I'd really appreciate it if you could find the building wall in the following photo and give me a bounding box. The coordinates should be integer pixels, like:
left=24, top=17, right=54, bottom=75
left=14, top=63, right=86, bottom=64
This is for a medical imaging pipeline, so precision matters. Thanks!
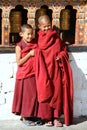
left=0, top=53, right=87, bottom=120
left=0, top=1, right=87, bottom=46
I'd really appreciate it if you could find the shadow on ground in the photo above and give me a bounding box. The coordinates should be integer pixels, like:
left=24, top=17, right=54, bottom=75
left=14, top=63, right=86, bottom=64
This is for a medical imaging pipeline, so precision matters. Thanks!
left=73, top=116, right=87, bottom=124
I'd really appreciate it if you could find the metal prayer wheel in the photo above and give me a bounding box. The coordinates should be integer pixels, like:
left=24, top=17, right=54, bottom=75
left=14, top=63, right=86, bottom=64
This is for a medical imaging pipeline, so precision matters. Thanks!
left=60, top=9, right=70, bottom=30
left=10, top=11, right=22, bottom=33
left=36, top=8, right=47, bottom=18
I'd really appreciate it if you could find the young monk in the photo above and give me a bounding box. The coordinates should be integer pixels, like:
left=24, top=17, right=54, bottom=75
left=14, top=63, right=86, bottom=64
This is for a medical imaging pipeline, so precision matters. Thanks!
left=12, top=24, right=38, bottom=126
left=35, top=15, right=73, bottom=127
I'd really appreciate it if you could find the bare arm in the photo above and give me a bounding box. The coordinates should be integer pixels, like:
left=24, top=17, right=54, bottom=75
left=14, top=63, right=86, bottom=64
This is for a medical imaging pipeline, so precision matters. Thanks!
left=16, top=45, right=35, bottom=66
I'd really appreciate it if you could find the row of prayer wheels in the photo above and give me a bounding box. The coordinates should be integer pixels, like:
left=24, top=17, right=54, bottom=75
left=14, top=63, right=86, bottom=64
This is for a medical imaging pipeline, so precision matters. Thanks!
left=9, top=9, right=71, bottom=33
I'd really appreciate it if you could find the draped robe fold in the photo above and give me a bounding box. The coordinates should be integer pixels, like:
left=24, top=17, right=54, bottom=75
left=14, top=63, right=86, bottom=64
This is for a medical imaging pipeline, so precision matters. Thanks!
left=35, top=30, right=73, bottom=125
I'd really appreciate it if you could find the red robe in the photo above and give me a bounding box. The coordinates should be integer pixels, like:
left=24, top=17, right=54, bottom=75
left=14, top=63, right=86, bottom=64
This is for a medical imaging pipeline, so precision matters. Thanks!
left=16, top=40, right=37, bottom=79
left=12, top=40, right=38, bottom=117
left=35, top=30, right=73, bottom=125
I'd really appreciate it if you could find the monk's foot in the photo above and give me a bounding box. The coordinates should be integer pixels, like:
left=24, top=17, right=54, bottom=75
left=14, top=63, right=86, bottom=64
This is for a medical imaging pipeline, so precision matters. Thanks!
left=45, top=121, right=53, bottom=127
left=53, top=119, right=63, bottom=127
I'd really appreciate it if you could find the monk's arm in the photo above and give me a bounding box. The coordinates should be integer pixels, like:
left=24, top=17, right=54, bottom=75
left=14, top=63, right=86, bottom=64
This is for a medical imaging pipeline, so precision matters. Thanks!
left=16, top=45, right=35, bottom=66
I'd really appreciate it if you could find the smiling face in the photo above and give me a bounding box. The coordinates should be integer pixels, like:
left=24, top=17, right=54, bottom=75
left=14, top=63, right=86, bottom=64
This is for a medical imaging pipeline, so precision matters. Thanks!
left=39, top=20, right=52, bottom=32
left=20, top=26, right=33, bottom=44
left=38, top=15, right=52, bottom=32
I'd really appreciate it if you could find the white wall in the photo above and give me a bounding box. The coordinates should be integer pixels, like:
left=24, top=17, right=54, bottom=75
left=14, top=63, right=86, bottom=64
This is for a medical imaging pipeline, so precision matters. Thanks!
left=0, top=53, right=87, bottom=120
left=69, top=52, right=87, bottom=117
left=0, top=54, right=19, bottom=120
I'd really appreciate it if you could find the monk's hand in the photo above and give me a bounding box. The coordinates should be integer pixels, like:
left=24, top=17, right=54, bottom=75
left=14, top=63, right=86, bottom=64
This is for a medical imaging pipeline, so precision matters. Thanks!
left=56, top=57, right=61, bottom=61
left=29, top=49, right=35, bottom=56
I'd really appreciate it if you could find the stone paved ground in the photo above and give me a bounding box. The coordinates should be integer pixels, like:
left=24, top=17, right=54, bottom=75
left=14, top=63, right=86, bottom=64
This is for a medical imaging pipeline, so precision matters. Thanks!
left=0, top=117, right=87, bottom=130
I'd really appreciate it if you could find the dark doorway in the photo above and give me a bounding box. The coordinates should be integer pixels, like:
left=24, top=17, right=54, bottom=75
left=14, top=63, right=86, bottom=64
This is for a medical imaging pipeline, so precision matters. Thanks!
left=60, top=5, right=77, bottom=45
left=10, top=5, right=28, bottom=45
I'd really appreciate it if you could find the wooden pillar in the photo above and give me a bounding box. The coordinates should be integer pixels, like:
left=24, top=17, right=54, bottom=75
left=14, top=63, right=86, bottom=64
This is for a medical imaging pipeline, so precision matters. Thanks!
left=77, top=12, right=85, bottom=45
left=75, top=12, right=79, bottom=45
left=2, top=7, right=10, bottom=46
left=52, top=4, right=61, bottom=35
left=27, top=6, right=36, bottom=37
left=84, top=4, right=87, bottom=45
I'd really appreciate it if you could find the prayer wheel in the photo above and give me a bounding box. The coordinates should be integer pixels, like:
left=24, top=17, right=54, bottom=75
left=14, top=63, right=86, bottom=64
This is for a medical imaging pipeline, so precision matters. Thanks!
left=10, top=11, right=22, bottom=44
left=36, top=8, right=47, bottom=18
left=60, top=9, right=70, bottom=30
left=10, top=11, right=22, bottom=33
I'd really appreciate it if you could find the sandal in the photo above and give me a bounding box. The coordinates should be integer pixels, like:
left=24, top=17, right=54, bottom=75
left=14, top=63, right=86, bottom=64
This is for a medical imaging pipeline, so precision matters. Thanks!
left=45, top=121, right=53, bottom=127
left=22, top=120, right=36, bottom=126
left=35, top=119, right=43, bottom=125
left=54, top=119, right=63, bottom=127
left=20, top=117, right=23, bottom=121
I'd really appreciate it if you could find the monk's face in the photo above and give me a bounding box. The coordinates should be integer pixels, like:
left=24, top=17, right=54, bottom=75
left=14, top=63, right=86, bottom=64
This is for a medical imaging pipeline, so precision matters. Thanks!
left=20, top=28, right=33, bottom=43
left=39, top=20, right=52, bottom=32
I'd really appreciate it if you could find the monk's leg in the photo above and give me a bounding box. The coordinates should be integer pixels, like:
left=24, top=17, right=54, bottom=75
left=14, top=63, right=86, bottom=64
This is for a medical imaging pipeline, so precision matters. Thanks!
left=38, top=102, right=53, bottom=126
left=53, top=109, right=63, bottom=127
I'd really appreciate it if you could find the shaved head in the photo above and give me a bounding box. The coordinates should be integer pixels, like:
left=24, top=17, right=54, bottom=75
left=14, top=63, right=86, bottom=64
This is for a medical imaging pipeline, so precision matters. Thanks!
left=38, top=15, right=51, bottom=25
left=38, top=15, right=52, bottom=31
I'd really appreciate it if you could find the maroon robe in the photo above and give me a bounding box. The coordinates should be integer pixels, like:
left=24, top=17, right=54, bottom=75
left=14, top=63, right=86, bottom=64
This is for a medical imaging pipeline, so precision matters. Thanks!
left=12, top=40, right=38, bottom=117
left=35, top=30, right=73, bottom=125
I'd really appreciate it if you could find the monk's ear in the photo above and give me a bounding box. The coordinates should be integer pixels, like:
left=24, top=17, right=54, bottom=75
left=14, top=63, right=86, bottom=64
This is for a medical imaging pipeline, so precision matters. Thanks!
left=19, top=32, right=23, bottom=37
left=38, top=24, right=41, bottom=29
